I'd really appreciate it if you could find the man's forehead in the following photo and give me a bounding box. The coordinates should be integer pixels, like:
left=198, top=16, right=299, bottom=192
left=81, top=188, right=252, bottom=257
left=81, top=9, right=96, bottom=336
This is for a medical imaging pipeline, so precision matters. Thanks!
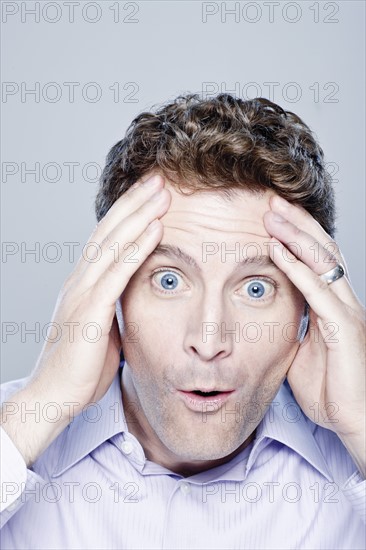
left=160, top=182, right=274, bottom=238
left=146, top=183, right=280, bottom=271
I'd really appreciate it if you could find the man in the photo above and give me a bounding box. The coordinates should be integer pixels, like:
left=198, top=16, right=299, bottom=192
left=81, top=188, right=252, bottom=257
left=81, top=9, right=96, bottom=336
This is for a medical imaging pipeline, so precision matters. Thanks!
left=0, top=94, right=365, bottom=549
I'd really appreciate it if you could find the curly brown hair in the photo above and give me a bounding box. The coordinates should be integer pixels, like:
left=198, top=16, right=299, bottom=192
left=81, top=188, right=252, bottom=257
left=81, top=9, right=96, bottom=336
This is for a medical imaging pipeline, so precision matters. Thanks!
left=95, top=93, right=335, bottom=237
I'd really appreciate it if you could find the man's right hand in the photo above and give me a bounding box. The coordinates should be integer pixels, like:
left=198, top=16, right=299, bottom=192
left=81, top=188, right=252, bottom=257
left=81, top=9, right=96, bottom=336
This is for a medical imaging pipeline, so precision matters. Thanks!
left=0, top=174, right=171, bottom=467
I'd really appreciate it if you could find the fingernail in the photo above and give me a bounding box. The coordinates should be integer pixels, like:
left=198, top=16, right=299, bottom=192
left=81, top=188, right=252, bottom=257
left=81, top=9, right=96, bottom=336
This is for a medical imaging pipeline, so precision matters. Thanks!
left=272, top=212, right=286, bottom=222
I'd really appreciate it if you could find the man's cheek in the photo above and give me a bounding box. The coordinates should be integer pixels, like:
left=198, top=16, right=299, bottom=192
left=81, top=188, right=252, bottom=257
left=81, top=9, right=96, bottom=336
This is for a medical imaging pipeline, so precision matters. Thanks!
left=122, top=317, right=171, bottom=367
left=242, top=332, right=299, bottom=381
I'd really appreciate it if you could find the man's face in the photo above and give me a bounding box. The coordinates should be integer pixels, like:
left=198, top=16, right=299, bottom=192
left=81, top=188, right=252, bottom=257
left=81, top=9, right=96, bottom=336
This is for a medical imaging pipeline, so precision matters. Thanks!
left=119, top=180, right=304, bottom=462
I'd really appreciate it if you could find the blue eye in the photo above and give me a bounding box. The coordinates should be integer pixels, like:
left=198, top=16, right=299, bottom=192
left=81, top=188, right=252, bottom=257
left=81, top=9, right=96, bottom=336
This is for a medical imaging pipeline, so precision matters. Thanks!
left=160, top=272, right=178, bottom=290
left=247, top=281, right=265, bottom=298
left=240, top=278, right=277, bottom=301
left=152, top=270, right=182, bottom=293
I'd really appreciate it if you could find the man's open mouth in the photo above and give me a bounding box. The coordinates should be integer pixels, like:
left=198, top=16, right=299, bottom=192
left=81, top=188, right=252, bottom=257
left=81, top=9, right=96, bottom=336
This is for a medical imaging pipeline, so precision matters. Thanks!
left=191, top=390, right=222, bottom=397
left=177, top=389, right=235, bottom=411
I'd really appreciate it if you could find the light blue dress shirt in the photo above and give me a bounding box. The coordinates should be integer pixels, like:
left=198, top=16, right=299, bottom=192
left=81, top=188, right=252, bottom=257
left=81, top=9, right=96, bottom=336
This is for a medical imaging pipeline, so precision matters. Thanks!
left=0, top=362, right=365, bottom=549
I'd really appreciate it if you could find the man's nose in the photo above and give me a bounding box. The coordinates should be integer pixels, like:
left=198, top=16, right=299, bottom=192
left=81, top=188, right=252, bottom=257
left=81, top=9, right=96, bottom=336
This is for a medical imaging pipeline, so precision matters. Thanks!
left=183, top=295, right=235, bottom=362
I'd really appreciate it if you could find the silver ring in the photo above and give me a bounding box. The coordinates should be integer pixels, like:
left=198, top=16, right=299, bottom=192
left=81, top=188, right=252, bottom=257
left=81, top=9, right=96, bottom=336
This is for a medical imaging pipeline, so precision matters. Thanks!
left=319, top=263, right=345, bottom=285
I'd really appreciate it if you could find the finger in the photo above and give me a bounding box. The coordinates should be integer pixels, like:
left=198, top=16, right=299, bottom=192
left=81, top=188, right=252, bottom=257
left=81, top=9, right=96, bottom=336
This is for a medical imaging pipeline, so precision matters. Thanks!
left=268, top=237, right=349, bottom=324
left=269, top=195, right=349, bottom=272
left=81, top=187, right=171, bottom=286
left=264, top=210, right=359, bottom=310
left=69, top=184, right=170, bottom=292
left=70, top=174, right=165, bottom=281
left=93, top=215, right=165, bottom=307
left=91, top=173, right=164, bottom=245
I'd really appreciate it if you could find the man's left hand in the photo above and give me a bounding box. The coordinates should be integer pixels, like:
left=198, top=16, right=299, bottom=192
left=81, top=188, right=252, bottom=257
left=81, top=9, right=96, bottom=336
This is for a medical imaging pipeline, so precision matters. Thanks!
left=264, top=195, right=365, bottom=477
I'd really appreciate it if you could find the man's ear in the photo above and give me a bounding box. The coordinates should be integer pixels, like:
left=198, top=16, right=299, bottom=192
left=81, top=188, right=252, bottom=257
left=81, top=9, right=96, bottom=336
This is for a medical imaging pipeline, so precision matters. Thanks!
left=297, top=302, right=310, bottom=343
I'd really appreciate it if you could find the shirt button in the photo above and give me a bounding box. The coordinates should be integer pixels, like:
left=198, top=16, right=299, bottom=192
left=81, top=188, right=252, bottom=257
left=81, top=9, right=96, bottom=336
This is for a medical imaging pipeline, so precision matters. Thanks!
left=180, top=482, right=191, bottom=494
left=121, top=441, right=134, bottom=455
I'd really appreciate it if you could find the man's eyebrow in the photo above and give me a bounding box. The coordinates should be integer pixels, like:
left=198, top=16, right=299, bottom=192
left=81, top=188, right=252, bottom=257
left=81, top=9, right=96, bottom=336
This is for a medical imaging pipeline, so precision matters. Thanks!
left=148, top=244, right=278, bottom=272
left=149, top=245, right=201, bottom=270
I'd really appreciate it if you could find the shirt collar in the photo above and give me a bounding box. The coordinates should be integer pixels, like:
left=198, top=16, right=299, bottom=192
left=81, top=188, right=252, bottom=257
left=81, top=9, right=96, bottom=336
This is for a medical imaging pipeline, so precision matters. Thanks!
left=53, top=364, right=332, bottom=481
left=245, top=380, right=333, bottom=481
left=53, top=363, right=128, bottom=477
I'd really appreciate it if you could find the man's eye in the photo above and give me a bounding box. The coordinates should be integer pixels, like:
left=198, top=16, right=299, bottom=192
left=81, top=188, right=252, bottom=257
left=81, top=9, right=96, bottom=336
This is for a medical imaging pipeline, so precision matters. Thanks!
left=240, top=278, right=277, bottom=301
left=152, top=270, right=184, bottom=293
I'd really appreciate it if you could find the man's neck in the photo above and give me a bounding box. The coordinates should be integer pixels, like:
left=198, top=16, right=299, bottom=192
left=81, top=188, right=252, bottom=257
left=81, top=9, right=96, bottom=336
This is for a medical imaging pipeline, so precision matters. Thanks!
left=120, top=367, right=256, bottom=477
left=146, top=432, right=256, bottom=478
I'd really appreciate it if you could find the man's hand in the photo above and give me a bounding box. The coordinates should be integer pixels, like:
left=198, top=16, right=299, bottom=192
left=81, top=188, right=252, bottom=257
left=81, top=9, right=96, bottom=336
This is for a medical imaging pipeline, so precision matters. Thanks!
left=0, top=174, right=171, bottom=466
left=263, top=195, right=366, bottom=477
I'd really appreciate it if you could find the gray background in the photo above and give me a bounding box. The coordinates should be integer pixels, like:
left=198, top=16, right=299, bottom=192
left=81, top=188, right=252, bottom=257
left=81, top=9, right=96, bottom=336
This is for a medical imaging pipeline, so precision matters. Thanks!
left=1, top=0, right=365, bottom=383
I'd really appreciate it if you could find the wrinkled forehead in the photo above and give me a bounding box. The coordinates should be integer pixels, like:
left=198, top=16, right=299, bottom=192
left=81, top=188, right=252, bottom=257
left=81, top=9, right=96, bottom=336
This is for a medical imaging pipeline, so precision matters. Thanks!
left=160, top=183, right=274, bottom=239
left=155, top=184, right=278, bottom=268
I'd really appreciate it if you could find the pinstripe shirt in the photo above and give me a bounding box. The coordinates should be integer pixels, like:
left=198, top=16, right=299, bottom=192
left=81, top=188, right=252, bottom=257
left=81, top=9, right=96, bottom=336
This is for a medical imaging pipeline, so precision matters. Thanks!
left=1, top=363, right=365, bottom=549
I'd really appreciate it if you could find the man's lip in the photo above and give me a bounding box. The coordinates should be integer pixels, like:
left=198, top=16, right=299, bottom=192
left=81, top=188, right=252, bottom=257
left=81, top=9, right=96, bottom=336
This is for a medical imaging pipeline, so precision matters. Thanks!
left=176, top=389, right=235, bottom=412
left=178, top=388, right=235, bottom=393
